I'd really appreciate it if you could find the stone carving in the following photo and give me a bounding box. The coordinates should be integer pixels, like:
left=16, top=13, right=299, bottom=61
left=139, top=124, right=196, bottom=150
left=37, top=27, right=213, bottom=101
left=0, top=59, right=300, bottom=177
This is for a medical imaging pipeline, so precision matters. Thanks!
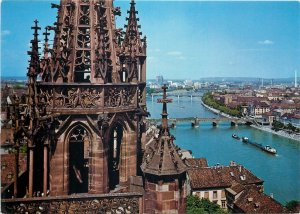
left=94, top=2, right=113, bottom=82
left=138, top=87, right=145, bottom=104
left=2, top=195, right=141, bottom=214
left=104, top=86, right=136, bottom=107
left=55, top=87, right=102, bottom=108
left=38, top=86, right=103, bottom=109
left=52, top=3, right=74, bottom=83
left=37, top=84, right=140, bottom=109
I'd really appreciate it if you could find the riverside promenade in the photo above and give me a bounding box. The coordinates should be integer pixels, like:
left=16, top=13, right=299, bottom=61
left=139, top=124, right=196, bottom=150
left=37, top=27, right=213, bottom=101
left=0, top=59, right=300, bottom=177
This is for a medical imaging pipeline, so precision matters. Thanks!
left=200, top=100, right=300, bottom=142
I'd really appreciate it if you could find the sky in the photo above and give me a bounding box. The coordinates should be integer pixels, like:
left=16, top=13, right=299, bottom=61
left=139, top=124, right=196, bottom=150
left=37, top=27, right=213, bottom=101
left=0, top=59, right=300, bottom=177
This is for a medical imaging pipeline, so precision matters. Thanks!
left=1, top=0, right=299, bottom=79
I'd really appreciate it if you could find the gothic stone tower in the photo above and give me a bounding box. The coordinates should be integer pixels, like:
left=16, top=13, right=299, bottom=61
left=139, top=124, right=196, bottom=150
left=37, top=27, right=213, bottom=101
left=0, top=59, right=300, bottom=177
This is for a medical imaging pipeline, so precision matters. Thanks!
left=141, top=85, right=187, bottom=214
left=24, top=0, right=147, bottom=197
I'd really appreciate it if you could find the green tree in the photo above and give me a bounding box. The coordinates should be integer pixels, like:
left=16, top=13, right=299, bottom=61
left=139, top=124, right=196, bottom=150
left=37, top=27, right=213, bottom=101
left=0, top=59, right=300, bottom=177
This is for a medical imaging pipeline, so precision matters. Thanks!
left=285, top=200, right=299, bottom=212
left=187, top=195, right=228, bottom=214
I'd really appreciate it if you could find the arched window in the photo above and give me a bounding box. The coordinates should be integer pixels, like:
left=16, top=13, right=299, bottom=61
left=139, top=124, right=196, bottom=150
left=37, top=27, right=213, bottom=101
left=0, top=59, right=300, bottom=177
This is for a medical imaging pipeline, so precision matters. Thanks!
left=108, top=124, right=123, bottom=190
left=68, top=125, right=89, bottom=194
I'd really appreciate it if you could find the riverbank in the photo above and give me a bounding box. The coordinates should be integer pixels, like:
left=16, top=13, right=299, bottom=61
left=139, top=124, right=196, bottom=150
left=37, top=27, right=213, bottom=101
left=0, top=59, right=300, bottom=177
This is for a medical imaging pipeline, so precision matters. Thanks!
left=251, top=125, right=300, bottom=142
left=200, top=100, right=239, bottom=119
left=201, top=99, right=300, bottom=142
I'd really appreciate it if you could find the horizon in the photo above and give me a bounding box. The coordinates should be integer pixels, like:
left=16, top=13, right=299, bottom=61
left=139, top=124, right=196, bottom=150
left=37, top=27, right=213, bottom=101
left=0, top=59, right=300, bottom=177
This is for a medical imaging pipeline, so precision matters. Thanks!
left=1, top=1, right=299, bottom=79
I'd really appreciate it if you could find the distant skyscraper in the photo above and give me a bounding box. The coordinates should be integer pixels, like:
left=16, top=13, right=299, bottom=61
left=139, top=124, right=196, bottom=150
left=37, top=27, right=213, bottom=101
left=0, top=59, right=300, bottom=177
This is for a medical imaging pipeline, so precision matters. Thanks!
left=156, top=75, right=164, bottom=85
left=295, top=70, right=298, bottom=88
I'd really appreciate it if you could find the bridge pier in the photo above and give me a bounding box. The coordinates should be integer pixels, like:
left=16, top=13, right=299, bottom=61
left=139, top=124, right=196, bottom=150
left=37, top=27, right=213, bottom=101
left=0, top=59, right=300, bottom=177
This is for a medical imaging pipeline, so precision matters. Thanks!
left=170, top=119, right=177, bottom=128
left=191, top=118, right=199, bottom=127
left=231, top=121, right=238, bottom=127
left=212, top=121, right=218, bottom=127
left=151, top=94, right=154, bottom=102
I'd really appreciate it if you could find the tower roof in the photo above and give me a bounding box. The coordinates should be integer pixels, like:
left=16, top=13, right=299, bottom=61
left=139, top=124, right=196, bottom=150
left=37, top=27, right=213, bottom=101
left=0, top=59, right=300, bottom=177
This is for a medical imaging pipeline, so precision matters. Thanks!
left=141, top=85, right=187, bottom=176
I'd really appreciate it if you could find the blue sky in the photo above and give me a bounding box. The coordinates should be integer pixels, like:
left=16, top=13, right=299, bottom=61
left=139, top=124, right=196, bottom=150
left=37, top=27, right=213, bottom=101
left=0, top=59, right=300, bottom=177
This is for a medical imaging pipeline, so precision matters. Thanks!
left=1, top=1, right=299, bottom=79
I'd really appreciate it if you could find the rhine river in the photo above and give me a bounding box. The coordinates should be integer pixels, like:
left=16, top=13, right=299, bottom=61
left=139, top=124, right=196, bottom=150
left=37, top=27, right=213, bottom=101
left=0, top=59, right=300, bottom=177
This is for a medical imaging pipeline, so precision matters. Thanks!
left=147, top=96, right=300, bottom=204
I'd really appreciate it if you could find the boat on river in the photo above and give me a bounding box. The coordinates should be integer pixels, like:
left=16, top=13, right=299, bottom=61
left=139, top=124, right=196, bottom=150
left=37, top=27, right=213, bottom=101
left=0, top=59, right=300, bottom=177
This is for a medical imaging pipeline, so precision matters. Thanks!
left=232, top=135, right=277, bottom=155
left=242, top=137, right=249, bottom=143
left=232, top=134, right=240, bottom=140
left=263, top=145, right=277, bottom=155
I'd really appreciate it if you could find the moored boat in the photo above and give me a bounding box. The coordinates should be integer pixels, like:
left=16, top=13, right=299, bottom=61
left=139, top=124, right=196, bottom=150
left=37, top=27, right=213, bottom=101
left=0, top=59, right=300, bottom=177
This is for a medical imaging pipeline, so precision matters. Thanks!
left=232, top=134, right=240, bottom=140
left=262, top=145, right=277, bottom=155
left=242, top=137, right=249, bottom=143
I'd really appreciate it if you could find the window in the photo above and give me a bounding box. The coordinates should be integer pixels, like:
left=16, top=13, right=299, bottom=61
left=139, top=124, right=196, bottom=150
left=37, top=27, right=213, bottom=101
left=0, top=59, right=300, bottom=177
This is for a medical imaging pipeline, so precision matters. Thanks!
left=204, top=191, right=209, bottom=199
left=221, top=190, right=226, bottom=198
left=213, top=191, right=218, bottom=199
left=221, top=200, right=226, bottom=208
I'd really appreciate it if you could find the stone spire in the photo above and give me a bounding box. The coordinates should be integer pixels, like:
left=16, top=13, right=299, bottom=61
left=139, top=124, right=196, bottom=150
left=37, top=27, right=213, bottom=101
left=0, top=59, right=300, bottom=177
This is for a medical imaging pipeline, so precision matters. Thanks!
left=27, top=20, right=41, bottom=122
left=120, top=0, right=146, bottom=83
left=122, top=0, right=143, bottom=54
left=40, top=0, right=121, bottom=83
left=141, top=85, right=187, bottom=176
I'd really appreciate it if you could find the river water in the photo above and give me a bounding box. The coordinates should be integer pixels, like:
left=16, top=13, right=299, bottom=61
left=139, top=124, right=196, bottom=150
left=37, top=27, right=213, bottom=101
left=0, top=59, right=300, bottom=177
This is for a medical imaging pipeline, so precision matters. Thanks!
left=147, top=96, right=300, bottom=204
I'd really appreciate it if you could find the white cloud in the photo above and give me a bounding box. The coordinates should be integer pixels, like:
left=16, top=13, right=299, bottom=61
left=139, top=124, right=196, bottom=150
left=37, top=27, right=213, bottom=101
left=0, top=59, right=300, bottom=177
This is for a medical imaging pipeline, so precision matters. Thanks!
left=177, top=56, right=186, bottom=60
left=166, top=51, right=182, bottom=56
left=166, top=51, right=187, bottom=60
left=258, top=40, right=274, bottom=45
left=2, top=30, right=11, bottom=36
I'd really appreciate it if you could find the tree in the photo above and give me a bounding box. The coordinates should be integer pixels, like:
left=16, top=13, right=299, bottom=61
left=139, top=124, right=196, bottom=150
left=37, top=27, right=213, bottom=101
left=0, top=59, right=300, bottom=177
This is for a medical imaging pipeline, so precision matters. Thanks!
left=187, top=195, right=228, bottom=214
left=286, top=200, right=299, bottom=212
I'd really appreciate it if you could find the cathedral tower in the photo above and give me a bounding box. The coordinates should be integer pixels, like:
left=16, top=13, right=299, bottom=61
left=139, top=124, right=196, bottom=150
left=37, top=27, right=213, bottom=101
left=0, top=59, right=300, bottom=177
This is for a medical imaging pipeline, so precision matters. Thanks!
left=22, top=0, right=147, bottom=197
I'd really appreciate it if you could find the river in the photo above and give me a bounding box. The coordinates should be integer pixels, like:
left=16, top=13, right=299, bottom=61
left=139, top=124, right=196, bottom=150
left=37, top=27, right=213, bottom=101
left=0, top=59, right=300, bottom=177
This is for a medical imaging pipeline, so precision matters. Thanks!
left=147, top=95, right=300, bottom=204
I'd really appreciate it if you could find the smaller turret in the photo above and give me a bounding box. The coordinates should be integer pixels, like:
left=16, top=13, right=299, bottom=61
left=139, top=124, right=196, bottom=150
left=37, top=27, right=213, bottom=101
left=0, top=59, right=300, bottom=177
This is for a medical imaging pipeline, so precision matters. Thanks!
left=141, top=85, right=187, bottom=214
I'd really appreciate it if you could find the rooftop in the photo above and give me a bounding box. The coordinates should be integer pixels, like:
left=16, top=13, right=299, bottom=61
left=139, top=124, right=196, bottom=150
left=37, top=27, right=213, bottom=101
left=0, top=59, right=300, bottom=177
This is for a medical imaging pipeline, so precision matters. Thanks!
left=234, top=185, right=286, bottom=213
left=188, top=165, right=263, bottom=190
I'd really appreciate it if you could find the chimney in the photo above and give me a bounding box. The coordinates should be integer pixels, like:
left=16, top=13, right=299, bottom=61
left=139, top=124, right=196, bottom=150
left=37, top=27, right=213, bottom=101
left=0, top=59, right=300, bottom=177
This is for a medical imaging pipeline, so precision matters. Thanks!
left=270, top=193, right=274, bottom=198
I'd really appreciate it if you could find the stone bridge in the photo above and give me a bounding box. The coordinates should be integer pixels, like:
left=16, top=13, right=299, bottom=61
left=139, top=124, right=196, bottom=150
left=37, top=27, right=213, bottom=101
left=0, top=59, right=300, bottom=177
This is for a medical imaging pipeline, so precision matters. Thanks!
left=147, top=117, right=251, bottom=127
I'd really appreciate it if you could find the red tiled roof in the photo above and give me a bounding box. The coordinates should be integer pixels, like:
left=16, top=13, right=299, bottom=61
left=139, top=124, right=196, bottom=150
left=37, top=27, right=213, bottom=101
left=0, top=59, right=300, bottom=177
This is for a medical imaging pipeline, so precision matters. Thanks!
left=229, top=181, right=246, bottom=194
left=188, top=165, right=263, bottom=190
left=234, top=185, right=286, bottom=213
left=185, top=158, right=208, bottom=168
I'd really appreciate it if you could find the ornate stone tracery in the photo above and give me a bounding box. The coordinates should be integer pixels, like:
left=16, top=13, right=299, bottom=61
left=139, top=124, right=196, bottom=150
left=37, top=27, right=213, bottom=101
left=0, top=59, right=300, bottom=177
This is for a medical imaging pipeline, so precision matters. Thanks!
left=4, top=1, right=148, bottom=210
left=2, top=194, right=141, bottom=214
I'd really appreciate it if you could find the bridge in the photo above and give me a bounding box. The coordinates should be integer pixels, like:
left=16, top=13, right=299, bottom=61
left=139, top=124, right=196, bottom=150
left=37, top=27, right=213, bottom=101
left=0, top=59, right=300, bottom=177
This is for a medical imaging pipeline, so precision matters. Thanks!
left=147, top=117, right=255, bottom=127
left=148, top=92, right=204, bottom=102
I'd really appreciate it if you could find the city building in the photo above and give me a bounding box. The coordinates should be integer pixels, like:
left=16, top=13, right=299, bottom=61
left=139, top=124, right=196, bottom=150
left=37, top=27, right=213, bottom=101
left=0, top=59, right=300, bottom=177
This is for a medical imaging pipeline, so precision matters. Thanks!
left=156, top=75, right=164, bottom=85
left=226, top=185, right=286, bottom=213
left=187, top=161, right=263, bottom=210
